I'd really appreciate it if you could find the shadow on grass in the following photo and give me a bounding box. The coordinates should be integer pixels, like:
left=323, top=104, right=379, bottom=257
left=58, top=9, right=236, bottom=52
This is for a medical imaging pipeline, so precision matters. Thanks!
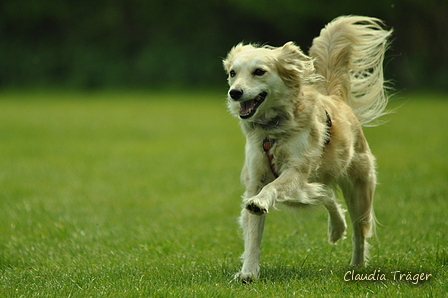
left=260, top=264, right=340, bottom=283
left=221, top=263, right=345, bottom=285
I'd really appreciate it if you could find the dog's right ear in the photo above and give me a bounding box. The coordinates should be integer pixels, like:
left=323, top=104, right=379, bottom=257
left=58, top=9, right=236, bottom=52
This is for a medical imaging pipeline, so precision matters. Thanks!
left=223, top=43, right=245, bottom=72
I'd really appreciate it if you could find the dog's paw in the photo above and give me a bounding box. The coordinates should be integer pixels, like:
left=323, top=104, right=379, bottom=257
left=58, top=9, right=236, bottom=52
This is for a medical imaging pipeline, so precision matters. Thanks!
left=244, top=198, right=269, bottom=215
left=234, top=271, right=257, bottom=284
left=328, top=215, right=347, bottom=244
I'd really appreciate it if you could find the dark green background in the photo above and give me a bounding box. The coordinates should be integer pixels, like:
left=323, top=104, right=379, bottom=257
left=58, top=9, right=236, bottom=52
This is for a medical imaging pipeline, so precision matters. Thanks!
left=1, top=0, right=446, bottom=90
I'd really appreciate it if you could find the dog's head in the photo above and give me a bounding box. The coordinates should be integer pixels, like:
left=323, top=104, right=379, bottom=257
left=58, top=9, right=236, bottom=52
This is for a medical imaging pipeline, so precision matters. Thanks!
left=223, top=42, right=318, bottom=121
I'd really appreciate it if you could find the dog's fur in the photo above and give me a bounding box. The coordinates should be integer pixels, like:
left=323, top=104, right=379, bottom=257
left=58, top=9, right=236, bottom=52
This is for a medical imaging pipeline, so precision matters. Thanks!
left=222, top=16, right=392, bottom=282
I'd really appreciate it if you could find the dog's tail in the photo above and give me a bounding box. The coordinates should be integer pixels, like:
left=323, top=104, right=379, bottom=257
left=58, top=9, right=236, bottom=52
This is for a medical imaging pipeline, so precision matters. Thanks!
left=309, top=16, right=393, bottom=126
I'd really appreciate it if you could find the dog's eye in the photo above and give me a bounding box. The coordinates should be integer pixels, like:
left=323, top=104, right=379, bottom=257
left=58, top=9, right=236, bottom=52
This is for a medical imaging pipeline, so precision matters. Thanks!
left=253, top=68, right=266, bottom=76
left=229, top=70, right=236, bottom=78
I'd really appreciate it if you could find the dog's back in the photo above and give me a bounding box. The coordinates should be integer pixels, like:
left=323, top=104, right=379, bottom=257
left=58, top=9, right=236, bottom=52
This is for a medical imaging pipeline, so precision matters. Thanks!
left=309, top=16, right=393, bottom=126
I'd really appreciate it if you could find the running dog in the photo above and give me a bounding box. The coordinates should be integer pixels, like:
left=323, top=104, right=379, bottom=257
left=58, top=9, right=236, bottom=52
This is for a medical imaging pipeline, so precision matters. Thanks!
left=222, top=16, right=392, bottom=282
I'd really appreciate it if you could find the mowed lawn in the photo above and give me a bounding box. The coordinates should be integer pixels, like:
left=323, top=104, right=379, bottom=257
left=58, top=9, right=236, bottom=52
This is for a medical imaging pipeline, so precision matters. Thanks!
left=0, top=90, right=446, bottom=297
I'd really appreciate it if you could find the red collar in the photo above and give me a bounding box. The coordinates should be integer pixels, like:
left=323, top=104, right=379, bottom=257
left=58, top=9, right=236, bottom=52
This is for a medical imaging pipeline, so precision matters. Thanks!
left=263, top=137, right=279, bottom=178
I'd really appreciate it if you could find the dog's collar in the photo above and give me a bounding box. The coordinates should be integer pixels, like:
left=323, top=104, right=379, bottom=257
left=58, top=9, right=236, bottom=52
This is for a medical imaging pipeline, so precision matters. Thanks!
left=262, top=137, right=278, bottom=178
left=325, top=110, right=332, bottom=145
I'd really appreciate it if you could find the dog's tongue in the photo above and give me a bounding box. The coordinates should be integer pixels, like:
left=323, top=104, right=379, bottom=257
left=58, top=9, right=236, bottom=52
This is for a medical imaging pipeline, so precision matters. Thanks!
left=239, top=99, right=255, bottom=115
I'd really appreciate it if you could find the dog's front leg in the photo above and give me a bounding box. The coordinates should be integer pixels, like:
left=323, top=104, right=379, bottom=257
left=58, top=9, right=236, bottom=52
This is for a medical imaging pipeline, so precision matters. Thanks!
left=244, top=170, right=324, bottom=215
left=235, top=208, right=266, bottom=283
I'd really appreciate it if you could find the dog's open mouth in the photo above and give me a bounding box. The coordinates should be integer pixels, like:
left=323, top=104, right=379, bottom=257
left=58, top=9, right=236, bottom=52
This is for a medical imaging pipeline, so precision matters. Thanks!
left=239, top=92, right=268, bottom=119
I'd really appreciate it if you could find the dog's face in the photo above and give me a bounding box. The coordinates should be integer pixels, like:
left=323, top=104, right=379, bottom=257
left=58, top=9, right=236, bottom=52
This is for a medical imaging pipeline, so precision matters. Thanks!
left=223, top=42, right=313, bottom=121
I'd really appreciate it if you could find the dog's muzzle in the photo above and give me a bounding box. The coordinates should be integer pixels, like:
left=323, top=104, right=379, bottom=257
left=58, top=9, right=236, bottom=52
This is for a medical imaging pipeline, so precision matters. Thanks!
left=229, top=90, right=267, bottom=119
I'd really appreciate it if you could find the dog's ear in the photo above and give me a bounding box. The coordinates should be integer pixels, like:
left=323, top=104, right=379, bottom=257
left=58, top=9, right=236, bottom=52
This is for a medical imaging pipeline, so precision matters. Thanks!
left=223, top=43, right=245, bottom=72
left=276, top=42, right=315, bottom=88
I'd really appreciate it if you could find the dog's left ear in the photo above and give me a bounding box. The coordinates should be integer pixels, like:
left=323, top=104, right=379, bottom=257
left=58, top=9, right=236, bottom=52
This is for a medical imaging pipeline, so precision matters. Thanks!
left=223, top=42, right=245, bottom=72
left=276, top=42, right=315, bottom=88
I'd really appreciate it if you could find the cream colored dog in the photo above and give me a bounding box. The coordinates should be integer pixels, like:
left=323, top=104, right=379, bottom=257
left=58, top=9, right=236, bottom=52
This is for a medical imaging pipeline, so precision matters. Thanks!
left=223, top=16, right=392, bottom=282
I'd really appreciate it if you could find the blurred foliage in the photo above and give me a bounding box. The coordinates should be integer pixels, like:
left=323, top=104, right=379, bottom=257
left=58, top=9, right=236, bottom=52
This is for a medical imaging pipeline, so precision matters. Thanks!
left=0, top=0, right=446, bottom=90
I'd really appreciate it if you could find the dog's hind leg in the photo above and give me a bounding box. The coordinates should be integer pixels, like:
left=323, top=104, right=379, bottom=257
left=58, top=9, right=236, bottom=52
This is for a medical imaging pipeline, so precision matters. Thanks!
left=235, top=208, right=266, bottom=283
left=321, top=189, right=347, bottom=244
left=341, top=175, right=376, bottom=266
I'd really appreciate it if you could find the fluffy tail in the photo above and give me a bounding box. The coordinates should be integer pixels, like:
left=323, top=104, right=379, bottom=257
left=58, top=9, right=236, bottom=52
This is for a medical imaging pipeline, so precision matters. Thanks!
left=309, top=16, right=393, bottom=126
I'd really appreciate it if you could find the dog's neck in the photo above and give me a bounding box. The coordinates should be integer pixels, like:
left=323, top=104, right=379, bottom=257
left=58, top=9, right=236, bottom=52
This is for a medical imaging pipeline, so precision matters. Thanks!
left=250, top=116, right=281, bottom=129
left=240, top=111, right=291, bottom=137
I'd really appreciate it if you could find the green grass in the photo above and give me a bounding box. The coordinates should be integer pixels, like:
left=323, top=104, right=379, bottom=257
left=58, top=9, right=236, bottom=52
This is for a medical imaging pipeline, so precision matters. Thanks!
left=0, top=90, right=446, bottom=297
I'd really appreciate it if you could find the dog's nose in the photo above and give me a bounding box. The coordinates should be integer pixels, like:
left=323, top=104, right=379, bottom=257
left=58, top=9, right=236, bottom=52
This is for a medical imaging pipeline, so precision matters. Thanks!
left=229, top=89, right=243, bottom=100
